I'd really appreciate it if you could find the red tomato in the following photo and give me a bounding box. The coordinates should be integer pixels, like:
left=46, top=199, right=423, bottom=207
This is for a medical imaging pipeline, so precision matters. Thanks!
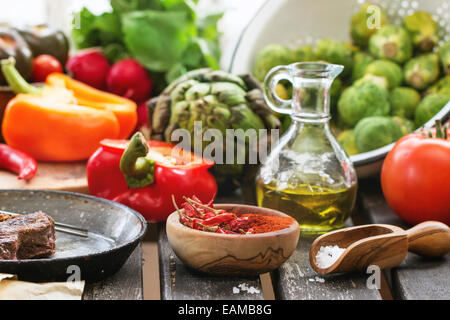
left=381, top=128, right=450, bottom=225
left=31, top=55, right=63, bottom=83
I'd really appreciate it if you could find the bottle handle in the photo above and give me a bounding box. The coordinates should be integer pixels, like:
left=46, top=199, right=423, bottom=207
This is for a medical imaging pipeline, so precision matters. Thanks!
left=263, top=65, right=293, bottom=115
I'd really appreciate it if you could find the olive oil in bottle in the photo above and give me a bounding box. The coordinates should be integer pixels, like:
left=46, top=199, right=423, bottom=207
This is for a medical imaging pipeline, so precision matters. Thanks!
left=256, top=182, right=357, bottom=235
left=257, top=62, right=358, bottom=236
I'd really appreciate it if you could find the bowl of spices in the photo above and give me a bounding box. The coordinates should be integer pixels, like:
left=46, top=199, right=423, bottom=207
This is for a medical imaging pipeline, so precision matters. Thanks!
left=166, top=196, right=300, bottom=275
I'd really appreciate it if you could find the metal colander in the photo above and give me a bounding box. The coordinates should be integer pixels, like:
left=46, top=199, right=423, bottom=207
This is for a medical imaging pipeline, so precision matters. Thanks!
left=289, top=0, right=450, bottom=48
left=229, top=0, right=450, bottom=177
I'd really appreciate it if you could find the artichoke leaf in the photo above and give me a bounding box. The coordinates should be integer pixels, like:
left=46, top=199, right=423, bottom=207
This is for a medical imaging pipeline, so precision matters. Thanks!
left=211, top=82, right=247, bottom=105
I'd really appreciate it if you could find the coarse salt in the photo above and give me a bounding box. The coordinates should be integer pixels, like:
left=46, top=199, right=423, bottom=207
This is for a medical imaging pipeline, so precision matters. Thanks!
left=315, top=245, right=346, bottom=269
left=233, top=283, right=261, bottom=295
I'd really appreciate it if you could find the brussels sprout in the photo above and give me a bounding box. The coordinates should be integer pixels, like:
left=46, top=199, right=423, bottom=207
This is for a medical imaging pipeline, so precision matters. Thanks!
left=415, top=93, right=450, bottom=127
left=337, top=80, right=390, bottom=127
left=404, top=53, right=440, bottom=90
left=315, top=39, right=353, bottom=77
left=425, top=75, right=450, bottom=96
left=369, top=25, right=413, bottom=64
left=364, top=59, right=403, bottom=88
left=392, top=116, right=415, bottom=134
left=337, top=130, right=360, bottom=156
left=354, top=116, right=403, bottom=152
left=253, top=44, right=293, bottom=81
left=350, top=3, right=388, bottom=48
left=354, top=73, right=389, bottom=90
left=292, top=45, right=316, bottom=62
left=345, top=42, right=360, bottom=54
left=403, top=11, right=439, bottom=52
left=438, top=41, right=450, bottom=76
left=390, top=87, right=421, bottom=119
left=275, top=83, right=290, bottom=100
left=282, top=115, right=292, bottom=132
left=330, top=77, right=343, bottom=111
left=352, top=52, right=375, bottom=82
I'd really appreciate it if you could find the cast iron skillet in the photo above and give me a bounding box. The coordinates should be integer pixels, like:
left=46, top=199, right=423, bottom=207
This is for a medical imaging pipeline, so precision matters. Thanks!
left=0, top=190, right=147, bottom=282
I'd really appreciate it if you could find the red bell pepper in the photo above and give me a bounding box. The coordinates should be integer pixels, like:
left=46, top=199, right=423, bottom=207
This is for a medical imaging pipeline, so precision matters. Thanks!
left=87, top=132, right=217, bottom=222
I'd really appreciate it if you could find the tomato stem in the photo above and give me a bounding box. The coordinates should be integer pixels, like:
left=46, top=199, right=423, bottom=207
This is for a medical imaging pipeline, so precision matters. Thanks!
left=435, top=120, right=444, bottom=139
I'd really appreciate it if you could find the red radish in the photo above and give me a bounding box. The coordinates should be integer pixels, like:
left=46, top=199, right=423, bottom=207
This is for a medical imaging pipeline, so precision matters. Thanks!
left=66, top=49, right=110, bottom=90
left=106, top=59, right=153, bottom=103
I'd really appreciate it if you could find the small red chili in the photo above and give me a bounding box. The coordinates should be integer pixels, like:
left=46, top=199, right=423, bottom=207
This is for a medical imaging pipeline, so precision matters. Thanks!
left=216, top=227, right=237, bottom=234
left=0, top=144, right=37, bottom=181
left=202, top=213, right=236, bottom=226
left=229, top=216, right=250, bottom=232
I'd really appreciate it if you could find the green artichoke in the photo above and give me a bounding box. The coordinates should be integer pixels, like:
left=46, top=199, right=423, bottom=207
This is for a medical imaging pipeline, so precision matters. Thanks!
left=148, top=69, right=281, bottom=192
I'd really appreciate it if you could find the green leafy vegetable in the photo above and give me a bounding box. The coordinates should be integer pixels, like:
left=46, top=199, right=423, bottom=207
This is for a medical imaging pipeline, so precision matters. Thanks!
left=122, top=10, right=194, bottom=72
left=72, top=0, right=222, bottom=92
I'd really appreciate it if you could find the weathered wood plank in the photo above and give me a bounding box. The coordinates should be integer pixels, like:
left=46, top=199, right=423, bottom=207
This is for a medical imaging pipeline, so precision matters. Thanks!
left=158, top=224, right=264, bottom=300
left=272, top=234, right=382, bottom=300
left=358, top=178, right=450, bottom=300
left=83, top=245, right=143, bottom=300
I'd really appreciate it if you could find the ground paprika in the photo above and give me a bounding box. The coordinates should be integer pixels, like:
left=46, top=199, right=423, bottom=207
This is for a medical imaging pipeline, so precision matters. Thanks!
left=241, top=214, right=295, bottom=234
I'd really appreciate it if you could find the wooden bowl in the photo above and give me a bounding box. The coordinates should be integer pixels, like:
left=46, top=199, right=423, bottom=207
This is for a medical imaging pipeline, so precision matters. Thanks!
left=166, top=204, right=300, bottom=275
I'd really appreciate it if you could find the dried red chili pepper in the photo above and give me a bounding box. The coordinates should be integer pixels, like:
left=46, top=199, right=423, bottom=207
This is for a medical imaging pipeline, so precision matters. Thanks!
left=202, top=212, right=236, bottom=227
left=229, top=216, right=251, bottom=232
left=216, top=227, right=237, bottom=234
left=0, top=143, right=37, bottom=181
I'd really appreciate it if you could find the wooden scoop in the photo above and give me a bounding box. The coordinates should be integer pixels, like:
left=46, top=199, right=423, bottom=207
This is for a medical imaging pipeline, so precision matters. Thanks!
left=309, top=221, right=450, bottom=275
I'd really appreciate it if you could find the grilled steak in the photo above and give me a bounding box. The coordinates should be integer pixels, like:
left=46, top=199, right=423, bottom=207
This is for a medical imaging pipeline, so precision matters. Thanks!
left=0, top=212, right=56, bottom=260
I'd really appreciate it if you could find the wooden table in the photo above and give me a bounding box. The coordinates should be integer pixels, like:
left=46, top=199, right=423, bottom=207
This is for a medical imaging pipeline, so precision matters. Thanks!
left=82, top=179, right=449, bottom=300
left=82, top=246, right=143, bottom=300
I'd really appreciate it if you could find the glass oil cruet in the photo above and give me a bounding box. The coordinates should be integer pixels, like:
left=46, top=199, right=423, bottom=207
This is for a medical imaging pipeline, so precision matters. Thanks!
left=256, top=62, right=357, bottom=236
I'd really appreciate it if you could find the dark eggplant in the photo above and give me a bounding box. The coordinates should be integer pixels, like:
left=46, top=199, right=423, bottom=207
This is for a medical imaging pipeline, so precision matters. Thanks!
left=16, top=24, right=69, bottom=66
left=0, top=28, right=33, bottom=85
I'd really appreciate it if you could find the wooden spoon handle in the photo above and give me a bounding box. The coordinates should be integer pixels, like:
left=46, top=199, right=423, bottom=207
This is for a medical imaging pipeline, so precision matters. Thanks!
left=406, top=221, right=450, bottom=257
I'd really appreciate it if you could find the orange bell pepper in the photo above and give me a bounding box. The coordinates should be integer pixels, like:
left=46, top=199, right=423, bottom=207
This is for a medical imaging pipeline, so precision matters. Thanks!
left=46, top=73, right=137, bottom=139
left=1, top=58, right=137, bottom=162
